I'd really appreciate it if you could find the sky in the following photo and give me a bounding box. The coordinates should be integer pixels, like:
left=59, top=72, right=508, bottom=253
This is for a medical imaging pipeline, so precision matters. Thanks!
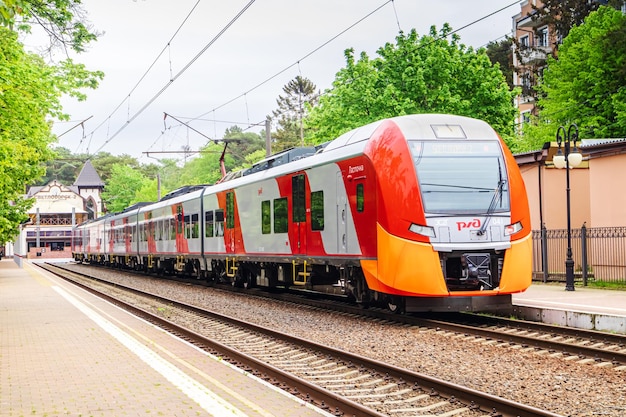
left=38, top=0, right=521, bottom=164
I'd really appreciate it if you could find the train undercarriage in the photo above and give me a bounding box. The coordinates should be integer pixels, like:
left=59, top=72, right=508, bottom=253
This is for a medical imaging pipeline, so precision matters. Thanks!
left=74, top=251, right=512, bottom=314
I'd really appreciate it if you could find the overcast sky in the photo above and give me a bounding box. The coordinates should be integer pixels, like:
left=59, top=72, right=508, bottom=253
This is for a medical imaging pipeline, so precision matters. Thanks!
left=42, top=0, right=520, bottom=164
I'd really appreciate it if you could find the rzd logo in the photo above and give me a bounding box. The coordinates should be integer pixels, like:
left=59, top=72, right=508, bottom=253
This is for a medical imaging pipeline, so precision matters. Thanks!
left=456, top=218, right=481, bottom=231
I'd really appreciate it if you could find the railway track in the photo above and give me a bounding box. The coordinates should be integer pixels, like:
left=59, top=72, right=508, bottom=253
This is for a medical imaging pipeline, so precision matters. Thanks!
left=56, top=262, right=626, bottom=370
left=39, top=262, right=561, bottom=417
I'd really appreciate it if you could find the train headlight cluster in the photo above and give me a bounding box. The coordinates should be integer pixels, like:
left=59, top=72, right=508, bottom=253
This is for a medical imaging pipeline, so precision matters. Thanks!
left=504, top=221, right=523, bottom=236
left=409, top=223, right=436, bottom=238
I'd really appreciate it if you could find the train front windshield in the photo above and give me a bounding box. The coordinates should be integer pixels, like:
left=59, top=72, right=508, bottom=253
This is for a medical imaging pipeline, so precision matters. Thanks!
left=409, top=140, right=509, bottom=215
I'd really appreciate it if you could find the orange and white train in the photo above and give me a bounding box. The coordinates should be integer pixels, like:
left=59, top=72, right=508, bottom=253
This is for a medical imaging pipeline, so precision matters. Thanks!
left=72, top=114, right=532, bottom=312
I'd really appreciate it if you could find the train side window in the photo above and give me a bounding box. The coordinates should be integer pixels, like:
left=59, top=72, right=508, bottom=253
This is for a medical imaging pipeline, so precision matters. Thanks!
left=261, top=200, right=271, bottom=234
left=226, top=192, right=235, bottom=229
left=205, top=211, right=214, bottom=237
left=176, top=206, right=183, bottom=233
left=184, top=215, right=190, bottom=239
left=191, top=213, right=199, bottom=238
left=274, top=197, right=288, bottom=233
left=169, top=218, right=176, bottom=240
left=292, top=174, right=305, bottom=223
left=215, top=209, right=225, bottom=237
left=311, top=191, right=324, bottom=231
left=356, top=183, right=364, bottom=212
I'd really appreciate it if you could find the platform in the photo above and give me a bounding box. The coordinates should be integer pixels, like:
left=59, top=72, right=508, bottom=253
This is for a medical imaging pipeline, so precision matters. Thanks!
left=512, top=282, right=626, bottom=334
left=0, top=258, right=333, bottom=417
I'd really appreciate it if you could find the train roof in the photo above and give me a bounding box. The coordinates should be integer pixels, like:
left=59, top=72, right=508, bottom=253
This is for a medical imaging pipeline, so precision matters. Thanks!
left=89, top=114, right=500, bottom=217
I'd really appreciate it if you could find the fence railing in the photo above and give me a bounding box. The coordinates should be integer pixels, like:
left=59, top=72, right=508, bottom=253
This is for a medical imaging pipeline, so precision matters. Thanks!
left=532, top=225, right=626, bottom=285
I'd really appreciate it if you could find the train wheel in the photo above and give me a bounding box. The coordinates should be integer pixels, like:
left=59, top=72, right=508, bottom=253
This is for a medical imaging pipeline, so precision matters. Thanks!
left=193, top=260, right=202, bottom=280
left=386, top=296, right=405, bottom=314
left=242, top=269, right=255, bottom=289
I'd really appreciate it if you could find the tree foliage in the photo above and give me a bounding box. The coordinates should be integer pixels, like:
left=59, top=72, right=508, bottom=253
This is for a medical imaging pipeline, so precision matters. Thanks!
left=271, top=76, right=319, bottom=152
left=1, top=0, right=97, bottom=54
left=536, top=6, right=626, bottom=139
left=0, top=2, right=101, bottom=244
left=101, top=164, right=147, bottom=213
left=306, top=26, right=518, bottom=145
left=485, top=38, right=514, bottom=91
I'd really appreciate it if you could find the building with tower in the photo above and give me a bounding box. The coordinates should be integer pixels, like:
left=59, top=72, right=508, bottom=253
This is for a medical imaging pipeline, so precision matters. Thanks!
left=10, top=161, right=105, bottom=262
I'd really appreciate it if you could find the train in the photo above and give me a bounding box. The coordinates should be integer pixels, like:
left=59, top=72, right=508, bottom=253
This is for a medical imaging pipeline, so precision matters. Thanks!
left=72, top=113, right=532, bottom=313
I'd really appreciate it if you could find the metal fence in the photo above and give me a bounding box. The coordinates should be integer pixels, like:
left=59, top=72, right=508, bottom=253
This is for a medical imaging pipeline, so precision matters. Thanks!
left=532, top=225, right=626, bottom=285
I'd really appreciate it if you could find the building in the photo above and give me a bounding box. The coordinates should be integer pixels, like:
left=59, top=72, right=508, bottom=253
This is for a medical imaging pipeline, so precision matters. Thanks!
left=512, top=0, right=552, bottom=128
left=12, top=161, right=104, bottom=261
left=515, top=139, right=626, bottom=281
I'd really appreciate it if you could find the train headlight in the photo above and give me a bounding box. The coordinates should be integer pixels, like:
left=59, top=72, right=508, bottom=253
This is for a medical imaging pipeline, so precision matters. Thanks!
left=409, top=223, right=436, bottom=238
left=504, top=221, right=523, bottom=236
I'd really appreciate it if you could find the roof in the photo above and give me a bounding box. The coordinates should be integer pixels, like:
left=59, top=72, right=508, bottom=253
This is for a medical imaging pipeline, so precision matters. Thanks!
left=580, top=138, right=626, bottom=148
left=73, top=160, right=104, bottom=187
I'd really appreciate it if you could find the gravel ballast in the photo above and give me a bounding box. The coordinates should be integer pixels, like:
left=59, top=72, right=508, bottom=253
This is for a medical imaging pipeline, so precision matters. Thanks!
left=64, top=264, right=626, bottom=416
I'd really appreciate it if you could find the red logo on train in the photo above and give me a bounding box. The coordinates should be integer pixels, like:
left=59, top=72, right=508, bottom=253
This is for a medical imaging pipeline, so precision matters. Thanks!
left=456, top=218, right=481, bottom=231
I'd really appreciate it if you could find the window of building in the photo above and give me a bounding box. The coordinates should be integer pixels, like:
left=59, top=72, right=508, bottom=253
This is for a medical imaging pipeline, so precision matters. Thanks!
left=519, top=35, right=529, bottom=48
left=310, top=191, right=324, bottom=231
left=537, top=26, right=548, bottom=47
left=261, top=200, right=271, bottom=234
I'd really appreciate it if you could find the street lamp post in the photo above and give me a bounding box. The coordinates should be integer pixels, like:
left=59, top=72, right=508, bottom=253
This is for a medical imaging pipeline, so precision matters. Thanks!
left=553, top=124, right=583, bottom=291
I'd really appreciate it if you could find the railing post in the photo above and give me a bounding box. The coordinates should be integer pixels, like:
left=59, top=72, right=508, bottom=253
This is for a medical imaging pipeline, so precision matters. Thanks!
left=541, top=224, right=549, bottom=283
left=581, top=223, right=588, bottom=286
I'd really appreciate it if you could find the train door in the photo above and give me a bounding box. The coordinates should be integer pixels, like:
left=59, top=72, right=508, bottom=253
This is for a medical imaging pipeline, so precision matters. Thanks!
left=225, top=191, right=236, bottom=253
left=292, top=174, right=307, bottom=255
left=336, top=172, right=348, bottom=253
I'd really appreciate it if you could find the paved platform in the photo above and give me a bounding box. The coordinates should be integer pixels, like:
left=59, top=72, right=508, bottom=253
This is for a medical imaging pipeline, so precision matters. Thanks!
left=0, top=258, right=334, bottom=417
left=512, top=282, right=626, bottom=334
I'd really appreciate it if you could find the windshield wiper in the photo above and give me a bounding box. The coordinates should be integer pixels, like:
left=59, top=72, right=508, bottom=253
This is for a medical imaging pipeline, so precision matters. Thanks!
left=477, top=159, right=506, bottom=236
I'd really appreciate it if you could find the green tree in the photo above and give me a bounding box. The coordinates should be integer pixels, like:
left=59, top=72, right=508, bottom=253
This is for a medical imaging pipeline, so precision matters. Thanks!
left=1, top=0, right=97, bottom=53
left=272, top=76, right=319, bottom=151
left=306, top=26, right=518, bottom=145
left=0, top=2, right=101, bottom=244
left=39, top=147, right=82, bottom=185
left=485, top=38, right=514, bottom=90
left=536, top=6, right=626, bottom=139
left=101, top=164, right=147, bottom=213
left=89, top=153, right=140, bottom=184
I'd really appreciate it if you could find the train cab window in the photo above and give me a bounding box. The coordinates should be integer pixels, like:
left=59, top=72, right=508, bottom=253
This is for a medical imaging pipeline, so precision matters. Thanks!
left=311, top=191, right=324, bottom=231
left=215, top=209, right=225, bottom=237
left=274, top=197, right=288, bottom=233
left=356, top=184, right=364, bottom=212
left=292, top=174, right=305, bottom=223
left=205, top=211, right=214, bottom=237
left=191, top=213, right=199, bottom=238
left=261, top=200, right=271, bottom=234
left=226, top=192, right=235, bottom=229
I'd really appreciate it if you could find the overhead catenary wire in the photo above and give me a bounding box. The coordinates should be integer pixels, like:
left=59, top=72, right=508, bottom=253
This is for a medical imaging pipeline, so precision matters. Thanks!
left=76, top=0, right=520, bottom=157
left=186, top=0, right=520, bottom=133
left=90, top=0, right=257, bottom=155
